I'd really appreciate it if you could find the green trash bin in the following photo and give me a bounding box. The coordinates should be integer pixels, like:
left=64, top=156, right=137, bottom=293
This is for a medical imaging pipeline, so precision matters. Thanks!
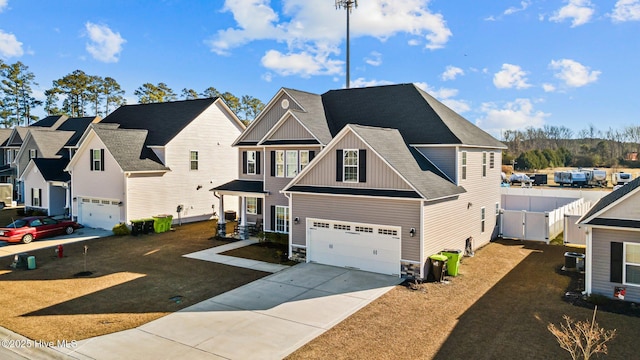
left=441, top=249, right=462, bottom=276
left=429, top=254, right=449, bottom=282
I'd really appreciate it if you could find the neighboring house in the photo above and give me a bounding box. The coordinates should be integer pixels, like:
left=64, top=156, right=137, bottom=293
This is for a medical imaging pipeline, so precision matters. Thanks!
left=21, top=158, right=70, bottom=215
left=17, top=117, right=100, bottom=215
left=66, top=98, right=244, bottom=230
left=0, top=128, right=13, bottom=184
left=0, top=126, right=29, bottom=200
left=213, top=84, right=506, bottom=278
left=578, top=177, right=640, bottom=303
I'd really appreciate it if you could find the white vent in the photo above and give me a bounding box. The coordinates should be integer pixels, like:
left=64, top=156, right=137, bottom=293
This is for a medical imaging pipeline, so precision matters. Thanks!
left=281, top=99, right=289, bottom=109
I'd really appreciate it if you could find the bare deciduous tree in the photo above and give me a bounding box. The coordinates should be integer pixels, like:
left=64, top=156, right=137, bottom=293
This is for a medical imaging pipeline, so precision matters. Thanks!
left=548, top=306, right=616, bottom=360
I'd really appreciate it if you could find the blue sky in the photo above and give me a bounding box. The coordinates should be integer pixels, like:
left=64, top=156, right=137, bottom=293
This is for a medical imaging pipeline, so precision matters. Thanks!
left=0, top=0, right=638, bottom=139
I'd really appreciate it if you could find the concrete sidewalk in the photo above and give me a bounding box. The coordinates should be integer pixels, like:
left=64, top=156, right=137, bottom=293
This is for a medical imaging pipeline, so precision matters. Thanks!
left=55, top=263, right=402, bottom=360
left=184, top=239, right=290, bottom=273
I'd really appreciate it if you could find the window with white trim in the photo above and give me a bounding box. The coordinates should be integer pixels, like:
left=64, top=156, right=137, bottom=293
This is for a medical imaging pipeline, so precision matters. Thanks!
left=286, top=150, right=298, bottom=178
left=461, top=151, right=467, bottom=180
left=247, top=197, right=257, bottom=215
left=482, top=152, right=487, bottom=177
left=5, top=149, right=11, bottom=164
left=32, top=188, right=40, bottom=207
left=275, top=206, right=289, bottom=233
left=92, top=149, right=102, bottom=171
left=481, top=207, right=486, bottom=233
left=343, top=149, right=358, bottom=182
left=495, top=202, right=500, bottom=216
left=247, top=151, right=256, bottom=175
left=625, top=243, right=640, bottom=285
left=275, top=150, right=284, bottom=177
left=29, top=149, right=37, bottom=159
left=190, top=151, right=198, bottom=170
left=299, top=150, right=310, bottom=171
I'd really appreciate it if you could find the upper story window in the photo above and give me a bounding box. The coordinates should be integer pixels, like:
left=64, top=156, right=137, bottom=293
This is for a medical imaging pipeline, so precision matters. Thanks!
left=190, top=151, right=198, bottom=170
left=90, top=149, right=104, bottom=171
left=482, top=152, right=487, bottom=177
left=461, top=151, right=467, bottom=180
left=275, top=150, right=285, bottom=177
left=300, top=150, right=310, bottom=171
left=29, top=149, right=37, bottom=159
left=343, top=149, right=358, bottom=182
left=6, top=149, right=12, bottom=164
left=286, top=150, right=298, bottom=178
left=247, top=151, right=256, bottom=175
left=490, top=152, right=495, bottom=169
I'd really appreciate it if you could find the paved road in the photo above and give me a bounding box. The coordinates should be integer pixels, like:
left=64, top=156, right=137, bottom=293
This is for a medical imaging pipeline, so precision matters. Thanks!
left=0, top=227, right=112, bottom=259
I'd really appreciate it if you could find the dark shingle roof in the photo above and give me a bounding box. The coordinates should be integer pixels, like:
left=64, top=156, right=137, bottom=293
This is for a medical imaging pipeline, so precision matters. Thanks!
left=57, top=117, right=100, bottom=146
left=28, top=129, right=74, bottom=158
left=0, top=129, right=12, bottom=147
left=32, top=158, right=70, bottom=182
left=321, top=84, right=506, bottom=148
left=579, top=176, right=640, bottom=224
left=92, top=125, right=168, bottom=172
left=101, top=98, right=218, bottom=146
left=31, top=115, right=68, bottom=129
left=348, top=124, right=465, bottom=200
left=210, top=179, right=266, bottom=193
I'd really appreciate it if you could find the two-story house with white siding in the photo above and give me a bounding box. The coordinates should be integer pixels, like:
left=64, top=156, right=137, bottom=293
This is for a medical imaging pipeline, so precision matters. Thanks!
left=213, top=83, right=506, bottom=278
left=65, top=98, right=244, bottom=230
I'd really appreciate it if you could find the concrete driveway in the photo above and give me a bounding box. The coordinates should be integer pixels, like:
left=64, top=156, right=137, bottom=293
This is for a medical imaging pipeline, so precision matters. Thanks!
left=55, top=263, right=402, bottom=360
left=0, top=227, right=113, bottom=259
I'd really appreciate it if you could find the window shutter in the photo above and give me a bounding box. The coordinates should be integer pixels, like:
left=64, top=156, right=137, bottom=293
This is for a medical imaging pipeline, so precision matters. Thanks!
left=336, top=150, right=343, bottom=182
left=257, top=198, right=263, bottom=215
left=100, top=149, right=105, bottom=171
left=90, top=149, right=94, bottom=171
left=270, top=205, right=276, bottom=231
left=270, top=151, right=276, bottom=177
left=256, top=151, right=261, bottom=175
left=611, top=242, right=623, bottom=283
left=242, top=151, right=247, bottom=174
left=38, top=189, right=42, bottom=207
left=359, top=149, right=367, bottom=183
left=309, top=150, right=315, bottom=162
left=31, top=188, right=34, bottom=206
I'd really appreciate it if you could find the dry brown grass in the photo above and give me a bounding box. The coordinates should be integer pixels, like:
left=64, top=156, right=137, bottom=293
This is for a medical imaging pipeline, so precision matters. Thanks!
left=288, top=240, right=640, bottom=359
left=0, top=220, right=268, bottom=342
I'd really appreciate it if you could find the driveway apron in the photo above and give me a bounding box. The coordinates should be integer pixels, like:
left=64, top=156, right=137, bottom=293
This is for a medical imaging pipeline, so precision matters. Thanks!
left=57, top=263, right=402, bottom=360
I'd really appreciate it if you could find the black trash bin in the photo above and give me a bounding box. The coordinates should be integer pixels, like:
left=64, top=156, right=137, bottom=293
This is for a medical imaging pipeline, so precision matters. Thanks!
left=428, top=254, right=448, bottom=282
left=142, top=219, right=155, bottom=234
left=130, top=220, right=144, bottom=236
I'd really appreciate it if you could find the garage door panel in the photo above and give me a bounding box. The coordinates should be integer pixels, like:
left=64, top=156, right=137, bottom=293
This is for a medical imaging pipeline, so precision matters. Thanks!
left=79, top=197, right=120, bottom=230
left=307, top=218, right=401, bottom=276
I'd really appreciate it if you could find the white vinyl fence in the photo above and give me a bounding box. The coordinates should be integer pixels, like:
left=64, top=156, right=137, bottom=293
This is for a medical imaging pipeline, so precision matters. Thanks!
left=563, top=200, right=594, bottom=246
left=500, top=194, right=592, bottom=243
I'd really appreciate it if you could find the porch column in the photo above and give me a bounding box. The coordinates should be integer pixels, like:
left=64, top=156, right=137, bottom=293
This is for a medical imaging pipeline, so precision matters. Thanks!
left=239, top=196, right=248, bottom=240
left=218, top=194, right=226, bottom=237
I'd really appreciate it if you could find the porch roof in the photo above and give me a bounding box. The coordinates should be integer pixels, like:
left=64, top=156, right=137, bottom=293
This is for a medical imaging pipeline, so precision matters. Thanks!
left=211, top=179, right=267, bottom=196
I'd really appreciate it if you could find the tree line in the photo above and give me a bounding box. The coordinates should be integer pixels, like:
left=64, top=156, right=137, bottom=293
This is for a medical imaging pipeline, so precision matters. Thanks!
left=502, top=124, right=640, bottom=170
left=0, top=60, right=265, bottom=127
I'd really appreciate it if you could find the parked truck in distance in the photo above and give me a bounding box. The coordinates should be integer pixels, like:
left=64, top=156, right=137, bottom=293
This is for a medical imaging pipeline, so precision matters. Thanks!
left=612, top=172, right=633, bottom=186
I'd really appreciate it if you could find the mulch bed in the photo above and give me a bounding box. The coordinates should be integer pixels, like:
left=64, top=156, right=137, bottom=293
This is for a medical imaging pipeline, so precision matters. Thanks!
left=221, top=241, right=298, bottom=265
left=0, top=220, right=269, bottom=342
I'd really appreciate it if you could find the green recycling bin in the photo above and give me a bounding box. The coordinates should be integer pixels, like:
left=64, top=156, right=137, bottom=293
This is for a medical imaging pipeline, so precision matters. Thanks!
left=152, top=215, right=173, bottom=233
left=441, top=249, right=462, bottom=276
left=429, top=254, right=449, bottom=282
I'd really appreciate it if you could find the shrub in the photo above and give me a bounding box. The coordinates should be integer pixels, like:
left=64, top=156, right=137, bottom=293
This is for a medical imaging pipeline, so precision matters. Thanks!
left=112, top=223, right=131, bottom=236
left=548, top=306, right=616, bottom=360
left=263, top=232, right=288, bottom=246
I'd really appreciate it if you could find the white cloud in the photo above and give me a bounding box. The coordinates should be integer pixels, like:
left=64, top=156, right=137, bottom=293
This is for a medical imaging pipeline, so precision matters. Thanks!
left=414, top=82, right=471, bottom=113
left=549, top=0, right=595, bottom=27
left=364, top=51, right=382, bottom=66
left=549, top=59, right=600, bottom=87
left=0, top=30, right=23, bottom=58
left=85, top=22, right=126, bottom=63
left=261, top=48, right=342, bottom=77
left=493, top=64, right=532, bottom=89
left=476, top=98, right=550, bottom=136
left=610, top=0, right=640, bottom=22
left=350, top=78, right=395, bottom=88
left=504, top=1, right=531, bottom=15
left=207, top=0, right=452, bottom=78
left=441, top=65, right=464, bottom=81
left=0, top=0, right=7, bottom=12
left=542, top=83, right=556, bottom=92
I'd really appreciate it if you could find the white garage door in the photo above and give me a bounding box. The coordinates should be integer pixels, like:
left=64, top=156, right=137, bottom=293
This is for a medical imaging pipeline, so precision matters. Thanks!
left=78, top=197, right=120, bottom=230
left=307, top=218, right=401, bottom=276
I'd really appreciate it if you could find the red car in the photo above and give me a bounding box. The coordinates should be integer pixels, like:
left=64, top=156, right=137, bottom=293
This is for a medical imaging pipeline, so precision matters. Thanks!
left=0, top=216, right=81, bottom=244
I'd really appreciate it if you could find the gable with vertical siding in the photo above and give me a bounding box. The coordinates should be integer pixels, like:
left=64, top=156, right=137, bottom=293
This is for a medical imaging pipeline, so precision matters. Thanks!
left=295, top=131, right=413, bottom=190
left=236, top=92, right=300, bottom=143
left=262, top=114, right=317, bottom=142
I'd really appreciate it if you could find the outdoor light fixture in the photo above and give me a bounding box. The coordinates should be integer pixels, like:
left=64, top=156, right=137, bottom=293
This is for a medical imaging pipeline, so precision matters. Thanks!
left=294, top=217, right=300, bottom=224
left=73, top=197, right=77, bottom=201
left=467, top=202, right=473, bottom=209
left=410, top=228, right=416, bottom=237
left=196, top=185, right=203, bottom=190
